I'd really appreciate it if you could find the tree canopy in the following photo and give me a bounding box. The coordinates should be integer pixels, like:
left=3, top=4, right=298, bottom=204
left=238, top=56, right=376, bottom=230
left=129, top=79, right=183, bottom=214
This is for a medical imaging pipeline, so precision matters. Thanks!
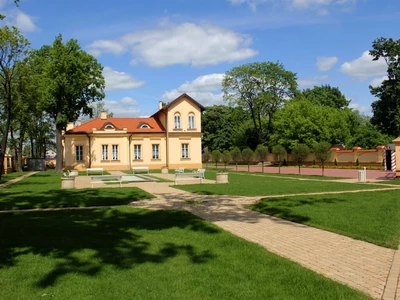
left=369, top=37, right=400, bottom=137
left=302, top=85, right=350, bottom=109
left=222, top=61, right=298, bottom=145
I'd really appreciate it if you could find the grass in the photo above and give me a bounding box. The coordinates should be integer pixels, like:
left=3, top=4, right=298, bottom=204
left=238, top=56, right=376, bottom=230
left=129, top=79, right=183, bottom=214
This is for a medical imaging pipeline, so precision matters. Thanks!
left=176, top=170, right=392, bottom=197
left=248, top=190, right=400, bottom=249
left=0, top=172, right=154, bottom=210
left=0, top=172, right=27, bottom=184
left=0, top=207, right=369, bottom=300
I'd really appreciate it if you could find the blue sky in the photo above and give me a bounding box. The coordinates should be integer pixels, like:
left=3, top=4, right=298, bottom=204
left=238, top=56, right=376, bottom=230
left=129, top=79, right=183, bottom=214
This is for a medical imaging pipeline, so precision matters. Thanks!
left=1, top=0, right=399, bottom=117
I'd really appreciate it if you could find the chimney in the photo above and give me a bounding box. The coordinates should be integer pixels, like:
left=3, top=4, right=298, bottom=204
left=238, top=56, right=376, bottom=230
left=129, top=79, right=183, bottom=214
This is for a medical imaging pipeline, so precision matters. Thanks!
left=158, top=101, right=163, bottom=110
left=100, top=111, right=107, bottom=120
left=66, top=122, right=74, bottom=131
left=77, top=120, right=82, bottom=126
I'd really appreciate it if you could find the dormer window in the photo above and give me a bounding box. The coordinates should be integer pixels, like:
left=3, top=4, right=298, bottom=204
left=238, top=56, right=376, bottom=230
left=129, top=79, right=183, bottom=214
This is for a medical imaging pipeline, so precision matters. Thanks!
left=105, top=124, right=114, bottom=129
left=140, top=124, right=150, bottom=129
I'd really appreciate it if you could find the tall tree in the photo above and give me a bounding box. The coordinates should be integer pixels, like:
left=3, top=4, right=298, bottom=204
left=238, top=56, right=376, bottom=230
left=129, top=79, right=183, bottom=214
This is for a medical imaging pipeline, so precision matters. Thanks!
left=369, top=37, right=400, bottom=137
left=223, top=61, right=298, bottom=144
left=0, top=26, right=30, bottom=178
left=241, top=148, right=254, bottom=172
left=302, top=85, right=350, bottom=109
left=33, top=35, right=105, bottom=172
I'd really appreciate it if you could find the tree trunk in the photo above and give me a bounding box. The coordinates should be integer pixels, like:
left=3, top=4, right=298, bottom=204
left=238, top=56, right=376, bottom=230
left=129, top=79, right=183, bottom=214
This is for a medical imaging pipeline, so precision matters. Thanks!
left=322, top=161, right=325, bottom=176
left=236, top=162, right=238, bottom=171
left=0, top=93, right=12, bottom=179
left=278, top=163, right=281, bottom=174
left=55, top=123, right=64, bottom=172
left=247, top=163, right=250, bottom=172
left=298, top=163, right=301, bottom=175
left=262, top=161, right=264, bottom=173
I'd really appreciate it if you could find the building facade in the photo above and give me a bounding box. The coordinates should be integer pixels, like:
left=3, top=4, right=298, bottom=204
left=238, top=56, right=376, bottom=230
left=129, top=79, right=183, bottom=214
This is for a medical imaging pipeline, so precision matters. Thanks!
left=63, top=93, right=205, bottom=170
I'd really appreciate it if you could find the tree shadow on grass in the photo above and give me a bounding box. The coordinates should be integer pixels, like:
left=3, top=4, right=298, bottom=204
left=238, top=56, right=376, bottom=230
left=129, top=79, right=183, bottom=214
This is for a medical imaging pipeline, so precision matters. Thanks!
left=0, top=208, right=217, bottom=288
left=248, top=196, right=347, bottom=224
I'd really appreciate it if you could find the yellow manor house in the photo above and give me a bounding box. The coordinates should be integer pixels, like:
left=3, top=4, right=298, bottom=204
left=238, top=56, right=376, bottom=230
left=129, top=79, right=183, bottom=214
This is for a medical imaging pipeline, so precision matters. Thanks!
left=63, top=93, right=205, bottom=171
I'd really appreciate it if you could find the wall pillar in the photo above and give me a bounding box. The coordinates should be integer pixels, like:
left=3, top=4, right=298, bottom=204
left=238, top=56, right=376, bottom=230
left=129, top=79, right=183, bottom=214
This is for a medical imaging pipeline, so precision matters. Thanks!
left=393, top=137, right=400, bottom=177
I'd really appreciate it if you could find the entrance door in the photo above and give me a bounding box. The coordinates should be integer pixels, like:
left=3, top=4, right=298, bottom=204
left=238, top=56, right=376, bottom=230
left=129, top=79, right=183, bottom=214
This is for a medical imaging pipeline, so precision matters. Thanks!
left=386, top=150, right=392, bottom=171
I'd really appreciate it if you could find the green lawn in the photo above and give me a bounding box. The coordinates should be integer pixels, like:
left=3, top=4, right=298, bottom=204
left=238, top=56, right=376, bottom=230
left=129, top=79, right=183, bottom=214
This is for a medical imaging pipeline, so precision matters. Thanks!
left=249, top=190, right=400, bottom=249
left=0, top=172, right=154, bottom=210
left=176, top=171, right=392, bottom=196
left=0, top=171, right=27, bottom=184
left=0, top=207, right=369, bottom=300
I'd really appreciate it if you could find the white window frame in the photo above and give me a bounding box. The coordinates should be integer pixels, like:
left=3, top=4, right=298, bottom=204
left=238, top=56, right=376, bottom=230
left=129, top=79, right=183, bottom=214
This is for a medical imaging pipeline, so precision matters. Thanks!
left=188, top=115, right=195, bottom=129
left=76, top=145, right=83, bottom=161
left=181, top=144, right=189, bottom=158
left=102, top=145, right=108, bottom=160
left=174, top=114, right=181, bottom=129
left=112, top=145, right=119, bottom=160
left=152, top=144, right=160, bottom=159
left=134, top=144, right=141, bottom=160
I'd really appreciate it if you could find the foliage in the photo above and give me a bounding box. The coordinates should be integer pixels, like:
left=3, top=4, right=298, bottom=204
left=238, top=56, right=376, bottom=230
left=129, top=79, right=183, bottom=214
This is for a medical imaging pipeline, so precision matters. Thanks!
left=230, top=147, right=241, bottom=171
left=0, top=1, right=19, bottom=20
left=32, top=35, right=105, bottom=172
left=223, top=61, right=298, bottom=145
left=272, top=144, right=287, bottom=174
left=202, top=152, right=210, bottom=169
left=255, top=144, right=269, bottom=173
left=369, top=37, right=400, bottom=137
left=313, top=141, right=332, bottom=176
left=201, top=105, right=250, bottom=151
left=241, top=148, right=254, bottom=172
left=291, top=144, right=310, bottom=175
left=211, top=149, right=221, bottom=169
left=222, top=150, right=231, bottom=168
left=0, top=25, right=30, bottom=178
left=356, top=158, right=360, bottom=166
left=80, top=101, right=114, bottom=123
left=302, top=85, right=350, bottom=109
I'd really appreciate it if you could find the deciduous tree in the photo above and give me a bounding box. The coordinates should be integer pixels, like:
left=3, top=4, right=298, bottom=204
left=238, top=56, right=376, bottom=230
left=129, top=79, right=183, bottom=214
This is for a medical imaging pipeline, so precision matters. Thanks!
left=272, top=144, right=286, bottom=174
left=313, top=141, right=332, bottom=176
left=241, top=148, right=254, bottom=172
left=369, top=37, right=400, bottom=137
left=223, top=61, right=298, bottom=144
left=211, top=150, right=221, bottom=169
left=291, top=144, right=310, bottom=175
left=255, top=144, right=268, bottom=173
left=33, top=35, right=105, bottom=172
left=230, top=147, right=241, bottom=171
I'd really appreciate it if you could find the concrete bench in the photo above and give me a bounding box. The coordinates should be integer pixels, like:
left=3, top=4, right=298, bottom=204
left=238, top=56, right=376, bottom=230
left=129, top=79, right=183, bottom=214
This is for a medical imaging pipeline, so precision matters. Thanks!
left=175, top=167, right=185, bottom=173
left=132, top=166, right=149, bottom=174
left=86, top=168, right=104, bottom=176
left=174, top=169, right=205, bottom=185
left=90, top=175, right=122, bottom=188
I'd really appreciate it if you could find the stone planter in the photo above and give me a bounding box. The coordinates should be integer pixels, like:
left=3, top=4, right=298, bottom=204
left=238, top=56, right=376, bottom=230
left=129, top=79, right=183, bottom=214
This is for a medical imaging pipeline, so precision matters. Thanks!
left=161, top=167, right=169, bottom=174
left=61, top=177, right=75, bottom=189
left=216, top=172, right=229, bottom=184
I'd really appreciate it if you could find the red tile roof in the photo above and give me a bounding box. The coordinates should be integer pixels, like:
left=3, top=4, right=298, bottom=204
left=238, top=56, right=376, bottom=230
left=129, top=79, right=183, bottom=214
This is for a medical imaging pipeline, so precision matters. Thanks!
left=65, top=117, right=165, bottom=134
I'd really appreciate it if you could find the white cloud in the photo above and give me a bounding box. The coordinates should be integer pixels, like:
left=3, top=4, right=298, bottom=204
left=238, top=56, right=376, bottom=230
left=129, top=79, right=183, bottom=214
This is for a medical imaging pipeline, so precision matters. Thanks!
left=4, top=9, right=38, bottom=32
left=104, top=97, right=141, bottom=117
left=349, top=102, right=371, bottom=114
left=297, top=75, right=329, bottom=87
left=162, top=73, right=225, bottom=106
left=103, top=67, right=145, bottom=92
left=339, top=51, right=387, bottom=80
left=369, top=76, right=388, bottom=88
left=87, top=23, right=258, bottom=68
left=316, top=56, right=338, bottom=71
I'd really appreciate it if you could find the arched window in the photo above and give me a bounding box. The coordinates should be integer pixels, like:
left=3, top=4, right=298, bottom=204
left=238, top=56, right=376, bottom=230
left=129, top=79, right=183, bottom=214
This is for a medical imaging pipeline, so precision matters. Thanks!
left=188, top=113, right=195, bottom=129
left=140, top=124, right=150, bottom=129
left=174, top=113, right=181, bottom=129
left=105, top=124, right=114, bottom=129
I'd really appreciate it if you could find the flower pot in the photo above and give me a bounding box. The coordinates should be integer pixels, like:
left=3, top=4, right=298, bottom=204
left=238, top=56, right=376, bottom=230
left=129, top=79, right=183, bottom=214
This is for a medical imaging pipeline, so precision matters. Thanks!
left=70, top=170, right=79, bottom=177
left=161, top=167, right=169, bottom=174
left=61, top=177, right=75, bottom=189
left=216, top=172, right=229, bottom=184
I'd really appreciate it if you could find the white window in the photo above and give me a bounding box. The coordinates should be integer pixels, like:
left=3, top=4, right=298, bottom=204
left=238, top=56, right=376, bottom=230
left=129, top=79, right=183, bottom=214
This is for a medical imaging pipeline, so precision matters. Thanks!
left=134, top=145, right=141, bottom=160
left=182, top=144, right=189, bottom=158
left=152, top=144, right=159, bottom=159
left=102, top=145, right=108, bottom=160
left=140, top=124, right=150, bottom=129
left=174, top=114, right=181, bottom=129
left=112, top=145, right=119, bottom=160
left=76, top=145, right=83, bottom=161
left=188, top=115, right=195, bottom=129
